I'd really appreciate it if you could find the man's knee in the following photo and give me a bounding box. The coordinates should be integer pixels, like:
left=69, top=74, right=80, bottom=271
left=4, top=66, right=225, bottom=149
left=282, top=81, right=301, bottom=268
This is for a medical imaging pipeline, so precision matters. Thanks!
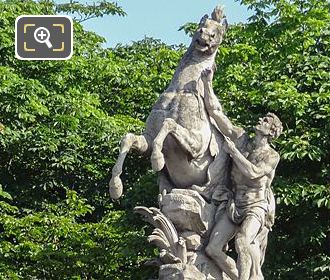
left=205, top=243, right=217, bottom=259
left=206, top=243, right=232, bottom=270
left=206, top=241, right=227, bottom=259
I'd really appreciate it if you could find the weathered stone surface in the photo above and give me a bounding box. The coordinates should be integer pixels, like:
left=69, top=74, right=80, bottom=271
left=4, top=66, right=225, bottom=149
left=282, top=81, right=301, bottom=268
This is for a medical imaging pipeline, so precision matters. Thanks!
left=161, top=189, right=216, bottom=234
left=159, top=264, right=206, bottom=280
left=180, top=231, right=202, bottom=251
left=193, top=251, right=223, bottom=280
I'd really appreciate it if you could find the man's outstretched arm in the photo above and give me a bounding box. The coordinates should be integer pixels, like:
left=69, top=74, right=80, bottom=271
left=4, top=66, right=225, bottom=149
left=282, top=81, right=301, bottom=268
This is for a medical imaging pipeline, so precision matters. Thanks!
left=223, top=136, right=280, bottom=179
left=201, top=69, right=243, bottom=141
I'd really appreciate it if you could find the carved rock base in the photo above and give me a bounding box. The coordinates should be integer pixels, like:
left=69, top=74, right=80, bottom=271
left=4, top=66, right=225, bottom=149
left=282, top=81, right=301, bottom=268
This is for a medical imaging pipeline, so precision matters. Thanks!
left=135, top=189, right=226, bottom=280
left=159, top=264, right=206, bottom=280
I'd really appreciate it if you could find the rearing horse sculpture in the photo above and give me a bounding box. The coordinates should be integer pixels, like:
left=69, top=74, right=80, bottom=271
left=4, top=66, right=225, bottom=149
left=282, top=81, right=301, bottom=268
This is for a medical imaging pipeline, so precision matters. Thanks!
left=109, top=6, right=228, bottom=199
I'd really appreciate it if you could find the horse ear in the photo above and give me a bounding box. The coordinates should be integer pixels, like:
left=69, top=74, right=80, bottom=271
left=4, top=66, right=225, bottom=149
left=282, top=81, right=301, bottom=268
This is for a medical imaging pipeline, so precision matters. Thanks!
left=211, top=5, right=224, bottom=22
left=222, top=18, right=228, bottom=32
left=199, top=14, right=208, bottom=26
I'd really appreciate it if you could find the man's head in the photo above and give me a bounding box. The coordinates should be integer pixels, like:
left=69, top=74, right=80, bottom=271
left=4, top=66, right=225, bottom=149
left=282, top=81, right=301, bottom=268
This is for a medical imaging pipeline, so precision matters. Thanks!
left=192, top=6, right=228, bottom=55
left=255, top=113, right=283, bottom=142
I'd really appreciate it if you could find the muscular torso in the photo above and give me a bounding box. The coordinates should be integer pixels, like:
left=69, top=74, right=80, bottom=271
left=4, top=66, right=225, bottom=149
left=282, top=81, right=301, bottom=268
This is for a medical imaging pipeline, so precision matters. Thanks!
left=231, top=135, right=276, bottom=207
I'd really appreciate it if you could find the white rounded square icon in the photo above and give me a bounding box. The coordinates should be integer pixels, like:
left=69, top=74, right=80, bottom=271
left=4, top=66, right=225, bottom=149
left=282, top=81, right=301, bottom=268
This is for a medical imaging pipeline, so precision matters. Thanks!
left=15, top=15, right=73, bottom=60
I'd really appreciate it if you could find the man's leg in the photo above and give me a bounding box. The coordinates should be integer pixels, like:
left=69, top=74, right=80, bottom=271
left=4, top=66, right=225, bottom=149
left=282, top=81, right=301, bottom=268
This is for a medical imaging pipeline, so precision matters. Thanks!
left=235, top=216, right=261, bottom=280
left=249, top=239, right=264, bottom=280
left=205, top=214, right=238, bottom=280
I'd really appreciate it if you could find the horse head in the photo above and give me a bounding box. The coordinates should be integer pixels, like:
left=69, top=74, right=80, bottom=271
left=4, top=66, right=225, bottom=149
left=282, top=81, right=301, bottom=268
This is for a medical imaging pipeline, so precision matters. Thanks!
left=192, top=6, right=228, bottom=55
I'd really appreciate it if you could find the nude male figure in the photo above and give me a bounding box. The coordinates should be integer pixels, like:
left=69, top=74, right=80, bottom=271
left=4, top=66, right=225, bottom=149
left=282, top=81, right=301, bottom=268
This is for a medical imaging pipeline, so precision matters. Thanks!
left=201, top=69, right=283, bottom=280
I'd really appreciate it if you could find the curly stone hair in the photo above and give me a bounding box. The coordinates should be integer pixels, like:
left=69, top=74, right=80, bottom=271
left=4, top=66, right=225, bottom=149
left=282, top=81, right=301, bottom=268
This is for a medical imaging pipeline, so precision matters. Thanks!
left=266, top=112, right=283, bottom=142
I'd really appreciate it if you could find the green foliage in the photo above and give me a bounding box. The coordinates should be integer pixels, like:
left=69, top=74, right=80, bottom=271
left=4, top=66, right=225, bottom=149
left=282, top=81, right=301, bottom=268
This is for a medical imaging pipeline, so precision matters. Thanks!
left=0, top=1, right=175, bottom=207
left=56, top=0, right=126, bottom=23
left=77, top=37, right=183, bottom=121
left=0, top=187, right=154, bottom=279
left=0, top=0, right=160, bottom=278
left=0, top=0, right=329, bottom=279
left=178, top=22, right=198, bottom=37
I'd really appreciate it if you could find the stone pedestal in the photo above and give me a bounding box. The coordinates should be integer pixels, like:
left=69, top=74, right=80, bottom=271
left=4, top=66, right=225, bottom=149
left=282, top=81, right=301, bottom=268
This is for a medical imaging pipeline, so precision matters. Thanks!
left=135, top=189, right=224, bottom=280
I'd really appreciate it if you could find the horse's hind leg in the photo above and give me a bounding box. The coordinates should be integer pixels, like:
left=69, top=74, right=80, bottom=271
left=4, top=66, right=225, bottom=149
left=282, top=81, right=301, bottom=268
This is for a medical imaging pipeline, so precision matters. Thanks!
left=109, top=133, right=150, bottom=199
left=151, top=118, right=202, bottom=172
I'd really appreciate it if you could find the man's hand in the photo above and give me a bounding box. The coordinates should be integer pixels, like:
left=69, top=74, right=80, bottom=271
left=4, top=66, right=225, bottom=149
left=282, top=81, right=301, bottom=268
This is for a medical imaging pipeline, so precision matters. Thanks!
left=223, top=135, right=236, bottom=154
left=201, top=68, right=214, bottom=84
left=201, top=67, right=222, bottom=110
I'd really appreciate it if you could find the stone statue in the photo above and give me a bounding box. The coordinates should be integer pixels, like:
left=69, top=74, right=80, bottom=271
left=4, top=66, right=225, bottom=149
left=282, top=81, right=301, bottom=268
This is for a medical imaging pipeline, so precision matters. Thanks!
left=201, top=68, right=282, bottom=280
left=109, top=6, right=282, bottom=280
left=109, top=6, right=228, bottom=200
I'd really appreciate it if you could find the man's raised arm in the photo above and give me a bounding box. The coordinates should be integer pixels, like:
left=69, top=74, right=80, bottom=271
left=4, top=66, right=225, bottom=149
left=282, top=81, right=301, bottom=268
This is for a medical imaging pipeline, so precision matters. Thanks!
left=223, top=136, right=280, bottom=179
left=201, top=69, right=243, bottom=141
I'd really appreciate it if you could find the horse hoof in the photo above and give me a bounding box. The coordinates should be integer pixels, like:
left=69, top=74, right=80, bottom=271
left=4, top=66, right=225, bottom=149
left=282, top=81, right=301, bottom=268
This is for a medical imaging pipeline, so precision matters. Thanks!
left=151, top=150, right=165, bottom=172
left=109, top=176, right=123, bottom=200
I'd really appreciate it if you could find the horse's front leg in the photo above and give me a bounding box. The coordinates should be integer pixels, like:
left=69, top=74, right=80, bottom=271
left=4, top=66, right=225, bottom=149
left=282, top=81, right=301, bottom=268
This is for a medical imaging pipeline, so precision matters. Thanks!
left=151, top=118, right=202, bottom=172
left=109, top=133, right=150, bottom=199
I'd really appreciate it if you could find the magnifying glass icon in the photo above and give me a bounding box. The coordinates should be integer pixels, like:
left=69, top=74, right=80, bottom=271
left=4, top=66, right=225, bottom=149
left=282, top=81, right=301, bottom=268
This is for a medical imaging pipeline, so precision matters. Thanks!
left=34, top=27, right=53, bottom=48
